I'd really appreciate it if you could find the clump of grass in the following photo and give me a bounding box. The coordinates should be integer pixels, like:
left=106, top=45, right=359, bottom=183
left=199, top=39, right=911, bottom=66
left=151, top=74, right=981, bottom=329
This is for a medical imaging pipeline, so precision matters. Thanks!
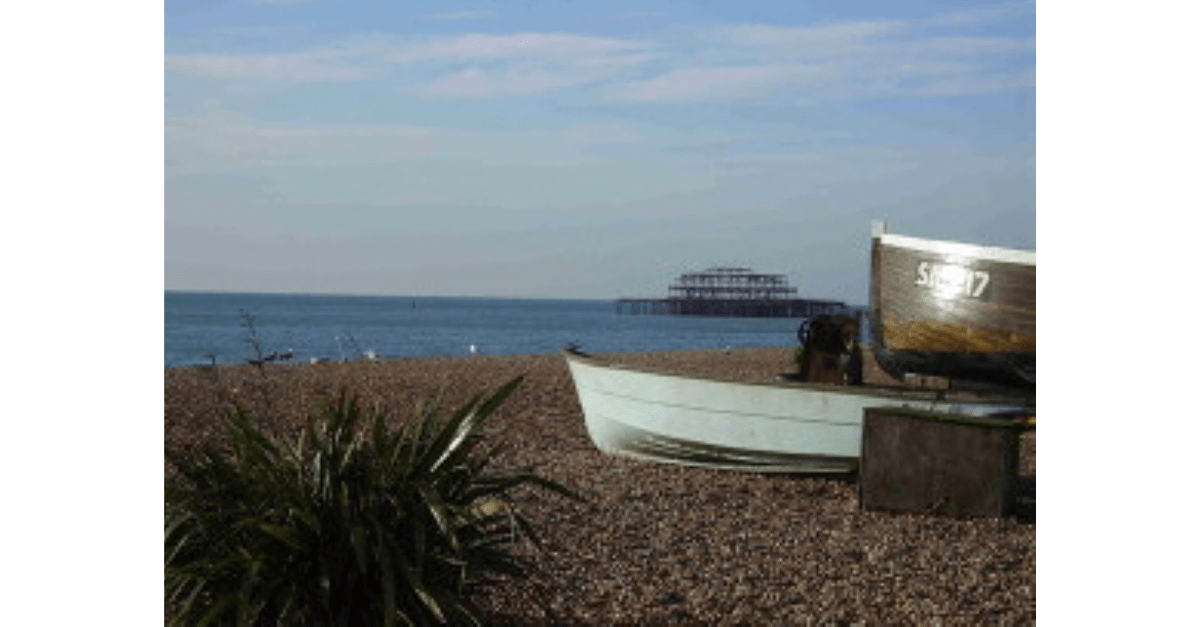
left=166, top=376, right=580, bottom=626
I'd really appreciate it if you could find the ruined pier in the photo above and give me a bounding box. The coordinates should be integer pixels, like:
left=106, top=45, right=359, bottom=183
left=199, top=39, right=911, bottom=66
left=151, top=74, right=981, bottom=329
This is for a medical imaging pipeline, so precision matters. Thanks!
left=617, top=267, right=848, bottom=318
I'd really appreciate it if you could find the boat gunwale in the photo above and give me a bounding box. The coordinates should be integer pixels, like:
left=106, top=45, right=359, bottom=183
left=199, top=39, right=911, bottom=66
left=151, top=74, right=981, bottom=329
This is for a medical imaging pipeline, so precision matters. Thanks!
left=875, top=232, right=1035, bottom=267
left=560, top=349, right=1030, bottom=406
left=869, top=226, right=1036, bottom=390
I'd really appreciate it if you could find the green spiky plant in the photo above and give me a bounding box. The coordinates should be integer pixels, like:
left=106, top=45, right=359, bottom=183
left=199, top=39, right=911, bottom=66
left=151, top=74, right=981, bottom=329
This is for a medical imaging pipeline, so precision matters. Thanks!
left=165, top=376, right=580, bottom=626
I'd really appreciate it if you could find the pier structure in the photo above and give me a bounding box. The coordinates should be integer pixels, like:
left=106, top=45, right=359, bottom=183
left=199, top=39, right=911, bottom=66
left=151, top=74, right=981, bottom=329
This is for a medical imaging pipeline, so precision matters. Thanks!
left=617, top=267, right=849, bottom=318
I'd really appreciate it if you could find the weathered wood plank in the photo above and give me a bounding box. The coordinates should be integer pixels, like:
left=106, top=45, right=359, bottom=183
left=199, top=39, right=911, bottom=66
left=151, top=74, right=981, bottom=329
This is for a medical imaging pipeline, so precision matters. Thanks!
left=859, top=407, right=1023, bottom=518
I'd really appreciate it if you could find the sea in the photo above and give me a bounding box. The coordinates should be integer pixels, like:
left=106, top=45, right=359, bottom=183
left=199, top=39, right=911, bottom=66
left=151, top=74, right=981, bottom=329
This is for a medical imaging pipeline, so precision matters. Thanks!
left=165, top=291, right=863, bottom=369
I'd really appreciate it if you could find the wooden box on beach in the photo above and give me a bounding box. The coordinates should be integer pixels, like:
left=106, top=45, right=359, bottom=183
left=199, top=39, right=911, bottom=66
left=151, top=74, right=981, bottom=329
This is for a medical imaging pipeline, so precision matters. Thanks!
left=858, top=407, right=1024, bottom=518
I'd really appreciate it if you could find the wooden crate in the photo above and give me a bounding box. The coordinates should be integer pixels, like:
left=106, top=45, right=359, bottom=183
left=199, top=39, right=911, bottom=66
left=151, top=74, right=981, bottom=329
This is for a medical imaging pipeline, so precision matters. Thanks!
left=859, top=407, right=1024, bottom=518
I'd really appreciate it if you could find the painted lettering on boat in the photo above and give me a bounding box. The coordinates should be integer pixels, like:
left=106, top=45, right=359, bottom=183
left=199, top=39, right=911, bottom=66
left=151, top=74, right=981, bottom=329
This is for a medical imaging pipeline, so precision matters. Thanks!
left=914, top=261, right=991, bottom=300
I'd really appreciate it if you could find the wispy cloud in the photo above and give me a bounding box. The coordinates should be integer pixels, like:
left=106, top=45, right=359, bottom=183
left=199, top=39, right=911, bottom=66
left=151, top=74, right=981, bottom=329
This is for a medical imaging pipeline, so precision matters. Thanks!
left=902, top=69, right=1035, bottom=97
left=382, top=32, right=656, bottom=97
left=920, top=1, right=1034, bottom=27
left=164, top=112, right=804, bottom=182
left=413, top=52, right=653, bottom=97
left=608, top=65, right=795, bottom=102
left=166, top=49, right=374, bottom=81
left=607, top=4, right=1033, bottom=102
left=165, top=3, right=1031, bottom=100
left=208, top=24, right=309, bottom=38
left=425, top=9, right=494, bottom=21
left=165, top=113, right=442, bottom=173
left=165, top=114, right=625, bottom=179
left=379, top=32, right=651, bottom=64
left=167, top=32, right=653, bottom=87
left=415, top=67, right=606, bottom=98
left=713, top=20, right=910, bottom=50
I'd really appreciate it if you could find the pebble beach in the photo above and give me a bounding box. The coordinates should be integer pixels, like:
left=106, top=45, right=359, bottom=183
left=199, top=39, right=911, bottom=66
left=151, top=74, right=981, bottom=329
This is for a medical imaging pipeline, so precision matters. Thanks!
left=165, top=347, right=1035, bottom=625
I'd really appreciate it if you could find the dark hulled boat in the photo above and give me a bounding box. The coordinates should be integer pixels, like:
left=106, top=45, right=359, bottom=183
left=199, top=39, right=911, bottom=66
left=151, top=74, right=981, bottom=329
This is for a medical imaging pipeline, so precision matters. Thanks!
left=869, top=223, right=1036, bottom=390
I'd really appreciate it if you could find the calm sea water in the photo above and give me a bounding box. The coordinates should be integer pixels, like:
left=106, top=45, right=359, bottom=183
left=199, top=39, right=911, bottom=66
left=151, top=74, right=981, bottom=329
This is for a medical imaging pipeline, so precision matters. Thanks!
left=165, top=291, right=857, bottom=369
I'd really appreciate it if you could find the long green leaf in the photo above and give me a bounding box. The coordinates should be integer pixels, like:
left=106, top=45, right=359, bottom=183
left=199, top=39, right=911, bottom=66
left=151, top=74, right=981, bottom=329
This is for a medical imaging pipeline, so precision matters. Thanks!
left=195, top=594, right=236, bottom=627
left=165, top=526, right=198, bottom=569
left=259, top=523, right=305, bottom=552
left=378, top=530, right=398, bottom=627
left=166, top=578, right=206, bottom=627
left=437, top=377, right=524, bottom=475
left=393, top=547, right=447, bottom=625
left=415, top=394, right=483, bottom=475
left=417, top=483, right=459, bottom=554
left=349, top=524, right=369, bottom=575
left=236, top=558, right=264, bottom=627
left=473, top=376, right=524, bottom=423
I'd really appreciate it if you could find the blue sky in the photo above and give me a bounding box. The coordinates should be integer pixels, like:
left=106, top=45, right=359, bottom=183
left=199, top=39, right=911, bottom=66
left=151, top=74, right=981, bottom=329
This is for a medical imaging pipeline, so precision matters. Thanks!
left=165, top=0, right=1035, bottom=302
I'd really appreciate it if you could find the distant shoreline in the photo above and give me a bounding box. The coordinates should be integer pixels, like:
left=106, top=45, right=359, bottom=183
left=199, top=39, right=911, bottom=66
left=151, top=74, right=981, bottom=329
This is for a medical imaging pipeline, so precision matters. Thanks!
left=164, top=288, right=619, bottom=302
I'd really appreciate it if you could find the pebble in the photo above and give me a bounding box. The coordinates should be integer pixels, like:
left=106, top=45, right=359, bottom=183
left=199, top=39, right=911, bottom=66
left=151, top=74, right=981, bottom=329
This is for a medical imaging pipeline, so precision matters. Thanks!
left=165, top=347, right=1035, bottom=624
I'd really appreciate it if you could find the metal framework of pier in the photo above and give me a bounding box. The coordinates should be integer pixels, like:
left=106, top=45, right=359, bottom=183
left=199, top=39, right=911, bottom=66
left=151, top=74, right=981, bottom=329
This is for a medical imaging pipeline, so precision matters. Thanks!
left=617, top=267, right=849, bottom=318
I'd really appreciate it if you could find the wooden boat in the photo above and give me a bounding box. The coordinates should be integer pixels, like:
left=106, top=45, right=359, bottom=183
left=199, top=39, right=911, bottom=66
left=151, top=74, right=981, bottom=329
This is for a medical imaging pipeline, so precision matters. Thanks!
left=869, top=223, right=1035, bottom=390
left=562, top=349, right=1030, bottom=473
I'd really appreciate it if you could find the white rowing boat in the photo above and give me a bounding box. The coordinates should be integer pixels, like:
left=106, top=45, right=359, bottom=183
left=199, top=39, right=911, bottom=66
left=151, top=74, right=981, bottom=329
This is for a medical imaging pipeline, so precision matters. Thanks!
left=563, top=349, right=1029, bottom=473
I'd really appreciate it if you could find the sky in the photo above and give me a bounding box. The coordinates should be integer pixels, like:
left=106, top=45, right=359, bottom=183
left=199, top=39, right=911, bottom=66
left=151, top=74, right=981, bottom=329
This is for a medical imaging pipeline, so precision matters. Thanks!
left=165, top=0, right=1036, bottom=303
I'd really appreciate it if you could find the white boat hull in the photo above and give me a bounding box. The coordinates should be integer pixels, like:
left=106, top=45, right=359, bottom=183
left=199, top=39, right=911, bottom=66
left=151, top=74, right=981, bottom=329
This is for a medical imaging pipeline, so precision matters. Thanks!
left=563, top=350, right=1029, bottom=473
